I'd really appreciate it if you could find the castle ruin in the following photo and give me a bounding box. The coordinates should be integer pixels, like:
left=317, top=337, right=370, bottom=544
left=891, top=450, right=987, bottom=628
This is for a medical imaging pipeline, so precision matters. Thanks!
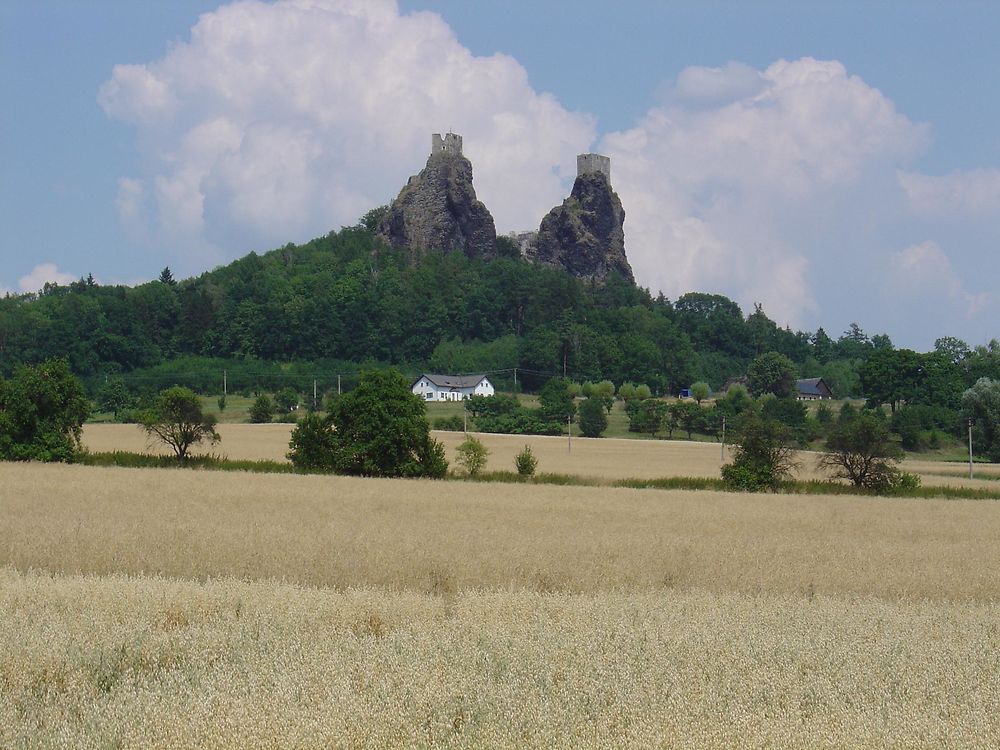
left=431, top=132, right=463, bottom=157
left=577, top=153, right=611, bottom=181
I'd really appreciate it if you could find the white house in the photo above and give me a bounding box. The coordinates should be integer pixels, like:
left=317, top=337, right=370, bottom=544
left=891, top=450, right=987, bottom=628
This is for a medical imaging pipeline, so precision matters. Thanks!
left=411, top=374, right=495, bottom=401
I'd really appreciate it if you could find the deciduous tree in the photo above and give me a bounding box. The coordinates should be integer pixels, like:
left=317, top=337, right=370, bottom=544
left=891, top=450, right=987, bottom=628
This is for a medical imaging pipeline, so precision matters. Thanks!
left=0, top=359, right=89, bottom=462
left=140, top=386, right=219, bottom=461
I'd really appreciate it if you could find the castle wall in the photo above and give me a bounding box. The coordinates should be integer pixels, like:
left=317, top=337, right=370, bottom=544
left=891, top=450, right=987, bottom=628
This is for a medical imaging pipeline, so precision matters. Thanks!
left=577, top=153, right=611, bottom=181
left=432, top=132, right=463, bottom=156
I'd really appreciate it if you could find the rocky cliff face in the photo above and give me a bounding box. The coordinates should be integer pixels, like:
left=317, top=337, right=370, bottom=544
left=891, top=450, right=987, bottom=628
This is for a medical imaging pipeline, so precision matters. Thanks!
left=377, top=151, right=497, bottom=261
left=527, top=171, right=634, bottom=284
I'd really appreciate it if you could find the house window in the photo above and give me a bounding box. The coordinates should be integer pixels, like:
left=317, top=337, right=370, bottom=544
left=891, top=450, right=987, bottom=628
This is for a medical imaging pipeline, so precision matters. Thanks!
left=425, top=393, right=433, bottom=400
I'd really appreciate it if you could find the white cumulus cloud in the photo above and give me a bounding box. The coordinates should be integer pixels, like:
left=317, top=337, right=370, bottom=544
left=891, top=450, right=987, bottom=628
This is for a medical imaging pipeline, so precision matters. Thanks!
left=890, top=241, right=990, bottom=317
left=897, top=168, right=1000, bottom=217
left=99, top=0, right=595, bottom=272
left=18, top=263, right=77, bottom=293
left=602, top=57, right=930, bottom=329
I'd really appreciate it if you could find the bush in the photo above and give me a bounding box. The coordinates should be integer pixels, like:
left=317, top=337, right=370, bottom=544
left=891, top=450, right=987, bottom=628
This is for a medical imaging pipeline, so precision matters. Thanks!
left=0, top=359, right=90, bottom=462
left=249, top=394, right=274, bottom=423
left=515, top=445, right=538, bottom=477
left=578, top=395, right=608, bottom=438
left=287, top=368, right=447, bottom=478
left=456, top=436, right=489, bottom=476
left=433, top=415, right=465, bottom=431
left=287, top=413, right=336, bottom=471
left=721, top=416, right=797, bottom=491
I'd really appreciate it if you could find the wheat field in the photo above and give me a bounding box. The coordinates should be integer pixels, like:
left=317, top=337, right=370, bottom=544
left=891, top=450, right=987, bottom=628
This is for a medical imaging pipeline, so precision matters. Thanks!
left=82, top=423, right=1000, bottom=489
left=3, top=461, right=1000, bottom=747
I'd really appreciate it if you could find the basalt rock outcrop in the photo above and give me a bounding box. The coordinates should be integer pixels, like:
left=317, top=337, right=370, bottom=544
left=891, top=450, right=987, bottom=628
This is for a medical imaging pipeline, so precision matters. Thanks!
left=525, top=154, right=634, bottom=284
left=377, top=133, right=497, bottom=261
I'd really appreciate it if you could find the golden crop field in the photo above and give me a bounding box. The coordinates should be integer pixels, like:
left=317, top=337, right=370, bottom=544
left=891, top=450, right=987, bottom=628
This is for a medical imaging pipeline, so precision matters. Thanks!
left=3, top=461, right=1000, bottom=747
left=82, top=422, right=1000, bottom=490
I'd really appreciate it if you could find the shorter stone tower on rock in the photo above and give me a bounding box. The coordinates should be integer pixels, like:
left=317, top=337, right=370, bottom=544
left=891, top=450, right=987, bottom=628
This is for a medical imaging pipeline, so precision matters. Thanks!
left=576, top=153, right=611, bottom=181
left=431, top=132, right=463, bottom=156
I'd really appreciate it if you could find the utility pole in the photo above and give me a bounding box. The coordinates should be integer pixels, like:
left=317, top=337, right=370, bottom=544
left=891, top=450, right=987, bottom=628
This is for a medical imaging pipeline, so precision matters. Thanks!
left=223, top=369, right=227, bottom=397
left=969, top=419, right=974, bottom=480
left=313, top=379, right=317, bottom=410
left=337, top=374, right=341, bottom=395
left=721, top=415, right=726, bottom=461
left=463, top=403, right=468, bottom=435
left=513, top=368, right=517, bottom=390
left=567, top=414, right=572, bottom=453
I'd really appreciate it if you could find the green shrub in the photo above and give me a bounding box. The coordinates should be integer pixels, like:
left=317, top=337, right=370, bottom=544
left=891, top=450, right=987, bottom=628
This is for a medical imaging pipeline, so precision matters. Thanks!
left=433, top=415, right=465, bottom=431
left=456, top=436, right=489, bottom=476
left=514, top=445, right=538, bottom=477
left=249, top=395, right=273, bottom=423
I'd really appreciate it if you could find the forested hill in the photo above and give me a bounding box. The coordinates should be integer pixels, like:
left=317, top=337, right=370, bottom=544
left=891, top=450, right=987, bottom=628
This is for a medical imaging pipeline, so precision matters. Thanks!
left=0, top=221, right=993, bottom=398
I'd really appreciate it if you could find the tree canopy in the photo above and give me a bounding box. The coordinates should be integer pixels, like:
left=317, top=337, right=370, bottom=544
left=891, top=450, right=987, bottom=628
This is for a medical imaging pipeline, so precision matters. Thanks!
left=0, top=359, right=89, bottom=462
left=288, top=368, right=447, bottom=478
left=139, top=386, right=220, bottom=461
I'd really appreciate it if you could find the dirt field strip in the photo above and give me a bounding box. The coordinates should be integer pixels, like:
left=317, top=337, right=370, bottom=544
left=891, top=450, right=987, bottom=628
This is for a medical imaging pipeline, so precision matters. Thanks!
left=82, top=423, right=1000, bottom=489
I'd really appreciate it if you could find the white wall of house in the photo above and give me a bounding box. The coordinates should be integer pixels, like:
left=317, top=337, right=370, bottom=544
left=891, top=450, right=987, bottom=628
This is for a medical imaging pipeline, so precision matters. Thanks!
left=411, top=376, right=495, bottom=401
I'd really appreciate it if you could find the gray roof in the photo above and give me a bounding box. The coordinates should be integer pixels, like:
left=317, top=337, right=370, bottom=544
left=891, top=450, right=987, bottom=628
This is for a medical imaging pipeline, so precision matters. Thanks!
left=414, top=373, right=490, bottom=389
left=795, top=378, right=833, bottom=396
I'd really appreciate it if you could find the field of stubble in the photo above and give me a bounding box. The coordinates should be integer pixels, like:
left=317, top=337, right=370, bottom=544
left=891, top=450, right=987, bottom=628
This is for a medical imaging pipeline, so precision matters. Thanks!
left=82, top=423, right=1000, bottom=489
left=3, top=458, right=1000, bottom=748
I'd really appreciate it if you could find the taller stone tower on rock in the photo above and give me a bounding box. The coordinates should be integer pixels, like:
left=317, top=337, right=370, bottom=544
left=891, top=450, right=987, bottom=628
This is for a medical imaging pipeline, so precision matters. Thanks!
left=526, top=153, right=634, bottom=284
left=377, top=133, right=497, bottom=261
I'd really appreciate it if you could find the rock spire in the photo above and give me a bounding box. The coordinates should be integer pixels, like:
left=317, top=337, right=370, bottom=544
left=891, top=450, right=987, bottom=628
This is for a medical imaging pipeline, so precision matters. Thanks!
left=525, top=153, right=634, bottom=284
left=377, top=133, right=497, bottom=261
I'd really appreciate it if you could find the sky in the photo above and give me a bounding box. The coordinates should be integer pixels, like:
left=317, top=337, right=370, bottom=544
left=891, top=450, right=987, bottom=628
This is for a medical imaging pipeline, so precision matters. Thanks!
left=2, top=0, right=998, bottom=351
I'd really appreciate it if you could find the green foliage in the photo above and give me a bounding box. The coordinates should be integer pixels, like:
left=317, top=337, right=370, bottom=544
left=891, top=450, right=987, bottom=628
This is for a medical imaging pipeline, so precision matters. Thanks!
left=747, top=352, right=797, bottom=398
left=249, top=395, right=274, bottom=423
left=626, top=398, right=668, bottom=437
left=358, top=205, right=389, bottom=232
left=761, top=397, right=809, bottom=445
left=217, top=394, right=227, bottom=412
left=158, top=267, right=176, bottom=286
left=274, top=387, right=299, bottom=414
left=675, top=400, right=706, bottom=439
left=634, top=384, right=652, bottom=400
left=456, top=436, right=489, bottom=476
left=286, top=413, right=337, bottom=471
left=721, top=416, right=797, bottom=491
left=578, top=395, right=609, bottom=438
left=538, top=378, right=577, bottom=423
left=690, top=381, right=710, bottom=403
left=514, top=445, right=538, bottom=477
left=289, top=369, right=447, bottom=478
left=95, top=376, right=132, bottom=420
left=0, top=359, right=89, bottom=462
left=890, top=404, right=959, bottom=451
left=433, top=415, right=465, bottom=431
left=618, top=383, right=636, bottom=401
left=139, top=386, right=219, bottom=461
left=817, top=412, right=904, bottom=489
left=715, top=384, right=753, bottom=418
left=466, top=393, right=561, bottom=435
left=962, top=377, right=1000, bottom=461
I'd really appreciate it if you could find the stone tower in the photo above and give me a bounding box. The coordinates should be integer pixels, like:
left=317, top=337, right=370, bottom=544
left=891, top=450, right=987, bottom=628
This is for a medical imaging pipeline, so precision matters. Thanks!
left=431, top=132, right=463, bottom=156
left=576, top=153, right=611, bottom=181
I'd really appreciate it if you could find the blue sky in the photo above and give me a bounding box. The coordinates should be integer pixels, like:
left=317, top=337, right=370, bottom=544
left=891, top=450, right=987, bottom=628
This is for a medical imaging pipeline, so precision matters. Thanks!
left=2, top=0, right=998, bottom=350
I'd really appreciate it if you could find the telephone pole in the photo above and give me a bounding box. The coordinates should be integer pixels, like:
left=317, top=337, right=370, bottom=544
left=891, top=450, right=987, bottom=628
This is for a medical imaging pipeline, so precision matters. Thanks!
left=969, top=419, right=974, bottom=480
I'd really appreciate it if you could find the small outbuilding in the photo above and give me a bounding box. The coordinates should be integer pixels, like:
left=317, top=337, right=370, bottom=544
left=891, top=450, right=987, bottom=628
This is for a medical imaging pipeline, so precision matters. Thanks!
left=411, top=373, right=495, bottom=402
left=795, top=377, right=834, bottom=400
